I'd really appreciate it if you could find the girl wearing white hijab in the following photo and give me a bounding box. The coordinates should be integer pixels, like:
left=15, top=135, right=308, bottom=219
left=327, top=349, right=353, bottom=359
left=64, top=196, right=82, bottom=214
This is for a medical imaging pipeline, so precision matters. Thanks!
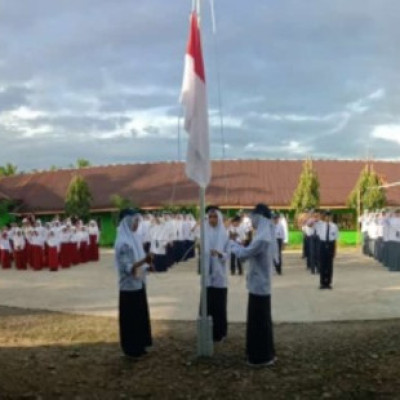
left=69, top=227, right=80, bottom=265
left=115, top=209, right=153, bottom=359
left=0, top=229, right=12, bottom=269
left=204, top=207, right=229, bottom=342
left=230, top=203, right=277, bottom=367
left=47, top=230, right=60, bottom=271
left=13, top=229, right=27, bottom=270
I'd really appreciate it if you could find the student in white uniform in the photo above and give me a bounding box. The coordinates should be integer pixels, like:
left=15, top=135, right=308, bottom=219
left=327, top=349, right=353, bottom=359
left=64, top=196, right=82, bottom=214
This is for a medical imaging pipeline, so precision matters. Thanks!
left=204, top=207, right=229, bottom=342
left=386, top=210, right=400, bottom=271
left=150, top=215, right=169, bottom=272
left=316, top=210, right=339, bottom=289
left=272, top=212, right=285, bottom=275
left=228, top=215, right=246, bottom=275
left=280, top=214, right=289, bottom=246
left=241, top=213, right=253, bottom=246
left=230, top=203, right=277, bottom=367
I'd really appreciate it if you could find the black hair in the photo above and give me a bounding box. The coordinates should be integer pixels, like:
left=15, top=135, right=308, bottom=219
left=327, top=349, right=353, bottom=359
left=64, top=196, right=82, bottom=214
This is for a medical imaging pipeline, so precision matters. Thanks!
left=252, top=203, right=272, bottom=219
left=206, top=205, right=220, bottom=213
left=119, top=208, right=140, bottom=222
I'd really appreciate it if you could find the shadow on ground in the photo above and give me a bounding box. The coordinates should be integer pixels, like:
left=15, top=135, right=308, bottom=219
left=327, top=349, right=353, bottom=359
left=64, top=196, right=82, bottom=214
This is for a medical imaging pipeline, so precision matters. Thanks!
left=1, top=306, right=400, bottom=399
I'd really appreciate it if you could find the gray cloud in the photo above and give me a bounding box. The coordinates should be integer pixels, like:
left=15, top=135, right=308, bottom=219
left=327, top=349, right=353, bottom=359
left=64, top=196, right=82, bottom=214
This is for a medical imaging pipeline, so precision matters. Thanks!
left=0, top=0, right=400, bottom=170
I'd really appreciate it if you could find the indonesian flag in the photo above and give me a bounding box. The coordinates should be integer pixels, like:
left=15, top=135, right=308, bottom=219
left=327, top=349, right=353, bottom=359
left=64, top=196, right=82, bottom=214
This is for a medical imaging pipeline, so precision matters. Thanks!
left=180, top=11, right=211, bottom=188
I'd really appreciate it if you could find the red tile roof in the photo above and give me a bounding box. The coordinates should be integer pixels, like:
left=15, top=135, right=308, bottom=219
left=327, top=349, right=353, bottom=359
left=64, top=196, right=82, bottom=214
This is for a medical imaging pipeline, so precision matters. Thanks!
left=0, top=160, right=399, bottom=213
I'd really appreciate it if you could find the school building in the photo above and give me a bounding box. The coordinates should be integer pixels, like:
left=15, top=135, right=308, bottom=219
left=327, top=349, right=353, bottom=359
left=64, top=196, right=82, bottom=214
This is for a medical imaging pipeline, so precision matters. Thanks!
left=1, top=159, right=399, bottom=246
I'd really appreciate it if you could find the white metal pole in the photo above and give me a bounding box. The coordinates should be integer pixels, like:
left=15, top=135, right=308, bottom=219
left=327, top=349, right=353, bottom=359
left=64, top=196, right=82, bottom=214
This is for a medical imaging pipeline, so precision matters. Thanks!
left=200, top=187, right=207, bottom=319
left=196, top=0, right=213, bottom=357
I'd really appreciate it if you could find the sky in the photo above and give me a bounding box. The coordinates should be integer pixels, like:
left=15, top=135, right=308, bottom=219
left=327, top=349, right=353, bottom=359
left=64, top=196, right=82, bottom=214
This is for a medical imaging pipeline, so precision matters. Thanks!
left=0, top=0, right=400, bottom=171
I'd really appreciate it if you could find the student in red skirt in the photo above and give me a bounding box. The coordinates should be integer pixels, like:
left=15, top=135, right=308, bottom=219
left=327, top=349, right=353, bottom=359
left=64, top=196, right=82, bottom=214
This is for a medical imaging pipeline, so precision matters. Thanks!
left=59, top=226, right=71, bottom=268
left=31, top=230, right=44, bottom=271
left=13, top=229, right=27, bottom=270
left=70, top=227, right=80, bottom=265
left=78, top=226, right=90, bottom=263
left=0, top=230, right=12, bottom=269
left=88, top=220, right=100, bottom=261
left=25, top=229, right=33, bottom=268
left=47, top=230, right=60, bottom=271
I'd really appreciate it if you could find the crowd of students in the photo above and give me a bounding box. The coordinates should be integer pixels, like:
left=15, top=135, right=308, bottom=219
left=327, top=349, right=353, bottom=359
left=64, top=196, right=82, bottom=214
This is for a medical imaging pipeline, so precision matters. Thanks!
left=137, top=214, right=197, bottom=272
left=0, top=216, right=100, bottom=271
left=360, top=209, right=400, bottom=271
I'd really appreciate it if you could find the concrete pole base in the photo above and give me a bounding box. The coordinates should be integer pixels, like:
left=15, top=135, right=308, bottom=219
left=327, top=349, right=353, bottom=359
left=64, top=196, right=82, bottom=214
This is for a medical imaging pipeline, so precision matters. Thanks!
left=196, top=316, right=214, bottom=357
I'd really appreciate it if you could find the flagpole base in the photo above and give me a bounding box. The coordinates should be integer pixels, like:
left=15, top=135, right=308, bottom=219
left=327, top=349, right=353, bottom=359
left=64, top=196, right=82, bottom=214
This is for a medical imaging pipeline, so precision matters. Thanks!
left=196, top=316, right=214, bottom=357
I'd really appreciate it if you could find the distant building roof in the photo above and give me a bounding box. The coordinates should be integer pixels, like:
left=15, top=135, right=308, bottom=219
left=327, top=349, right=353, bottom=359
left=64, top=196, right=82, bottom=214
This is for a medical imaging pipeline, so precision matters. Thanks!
left=0, top=159, right=399, bottom=214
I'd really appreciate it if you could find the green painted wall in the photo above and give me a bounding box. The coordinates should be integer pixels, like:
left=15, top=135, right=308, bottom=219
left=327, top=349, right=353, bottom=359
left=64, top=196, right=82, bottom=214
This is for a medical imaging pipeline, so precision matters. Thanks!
left=289, top=230, right=358, bottom=246
left=93, top=212, right=118, bottom=247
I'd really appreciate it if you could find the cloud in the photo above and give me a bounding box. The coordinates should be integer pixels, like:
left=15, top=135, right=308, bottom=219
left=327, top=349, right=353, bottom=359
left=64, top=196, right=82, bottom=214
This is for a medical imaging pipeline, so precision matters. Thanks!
left=0, top=0, right=399, bottom=170
left=244, top=140, right=312, bottom=157
left=371, top=124, right=400, bottom=145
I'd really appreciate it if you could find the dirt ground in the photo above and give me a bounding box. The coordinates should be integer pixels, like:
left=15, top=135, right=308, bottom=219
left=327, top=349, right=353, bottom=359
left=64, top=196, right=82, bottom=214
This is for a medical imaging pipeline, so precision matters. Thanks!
left=1, top=306, right=400, bottom=399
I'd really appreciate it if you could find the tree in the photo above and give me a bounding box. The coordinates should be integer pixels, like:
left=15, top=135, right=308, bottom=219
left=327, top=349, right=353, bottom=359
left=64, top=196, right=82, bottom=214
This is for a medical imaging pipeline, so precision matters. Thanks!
left=0, top=199, right=17, bottom=227
left=0, top=163, right=18, bottom=177
left=65, top=175, right=92, bottom=220
left=110, top=194, right=135, bottom=210
left=76, top=159, right=91, bottom=168
left=347, top=165, right=386, bottom=212
left=291, top=159, right=320, bottom=213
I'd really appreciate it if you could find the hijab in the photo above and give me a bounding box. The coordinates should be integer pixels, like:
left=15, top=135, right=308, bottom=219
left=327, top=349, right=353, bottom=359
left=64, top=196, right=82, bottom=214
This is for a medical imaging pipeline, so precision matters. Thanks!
left=115, top=212, right=145, bottom=264
left=205, top=210, right=228, bottom=254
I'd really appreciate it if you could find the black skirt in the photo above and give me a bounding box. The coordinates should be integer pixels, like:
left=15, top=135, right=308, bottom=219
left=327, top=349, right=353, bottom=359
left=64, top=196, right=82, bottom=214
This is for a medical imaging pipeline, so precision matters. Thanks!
left=154, top=254, right=168, bottom=272
left=246, top=293, right=275, bottom=364
left=207, top=287, right=228, bottom=342
left=206, top=287, right=228, bottom=342
left=119, top=287, right=152, bottom=357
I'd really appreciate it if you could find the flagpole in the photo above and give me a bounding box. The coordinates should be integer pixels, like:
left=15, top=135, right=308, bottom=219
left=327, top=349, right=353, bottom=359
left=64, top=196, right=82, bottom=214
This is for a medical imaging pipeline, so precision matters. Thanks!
left=196, top=0, right=213, bottom=357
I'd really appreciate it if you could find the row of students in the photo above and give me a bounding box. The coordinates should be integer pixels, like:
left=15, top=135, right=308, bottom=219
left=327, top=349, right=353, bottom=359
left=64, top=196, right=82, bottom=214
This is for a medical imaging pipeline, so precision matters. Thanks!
left=115, top=204, right=279, bottom=367
left=360, top=209, right=400, bottom=271
left=138, top=214, right=197, bottom=272
left=300, top=210, right=339, bottom=289
left=0, top=220, right=100, bottom=271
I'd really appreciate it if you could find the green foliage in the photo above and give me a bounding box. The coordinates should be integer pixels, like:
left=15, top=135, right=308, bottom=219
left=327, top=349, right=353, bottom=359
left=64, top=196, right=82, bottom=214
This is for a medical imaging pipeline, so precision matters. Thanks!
left=0, top=163, right=18, bottom=177
left=363, top=169, right=386, bottom=210
left=290, top=159, right=320, bottom=213
left=65, top=175, right=92, bottom=220
left=76, top=159, right=91, bottom=169
left=347, top=165, right=386, bottom=211
left=0, top=199, right=17, bottom=227
left=110, top=194, right=136, bottom=210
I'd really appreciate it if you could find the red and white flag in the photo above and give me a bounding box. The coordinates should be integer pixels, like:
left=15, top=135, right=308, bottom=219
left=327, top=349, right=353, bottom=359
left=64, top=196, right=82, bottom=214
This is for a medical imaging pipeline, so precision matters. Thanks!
left=180, top=11, right=211, bottom=188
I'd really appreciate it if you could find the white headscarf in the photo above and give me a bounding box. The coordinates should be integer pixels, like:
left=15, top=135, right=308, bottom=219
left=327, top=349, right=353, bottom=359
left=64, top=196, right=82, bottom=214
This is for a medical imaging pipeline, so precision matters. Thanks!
left=88, top=220, right=99, bottom=235
left=13, top=229, right=26, bottom=250
left=115, top=213, right=145, bottom=263
left=205, top=210, right=228, bottom=254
